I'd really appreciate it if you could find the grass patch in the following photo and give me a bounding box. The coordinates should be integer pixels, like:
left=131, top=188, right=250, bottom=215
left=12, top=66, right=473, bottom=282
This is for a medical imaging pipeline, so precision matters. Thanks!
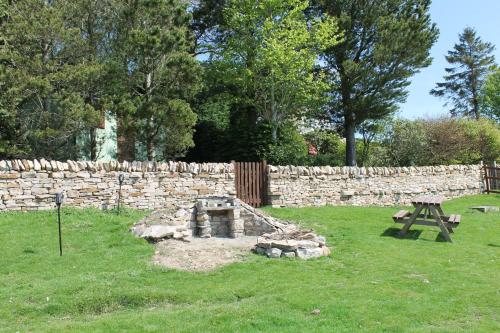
left=0, top=195, right=499, bottom=332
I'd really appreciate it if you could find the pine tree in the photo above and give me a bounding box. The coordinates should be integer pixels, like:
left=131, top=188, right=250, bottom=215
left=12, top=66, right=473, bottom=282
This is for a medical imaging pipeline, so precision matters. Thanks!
left=312, top=0, right=438, bottom=166
left=108, top=0, right=201, bottom=161
left=431, top=27, right=496, bottom=120
left=0, top=0, right=101, bottom=160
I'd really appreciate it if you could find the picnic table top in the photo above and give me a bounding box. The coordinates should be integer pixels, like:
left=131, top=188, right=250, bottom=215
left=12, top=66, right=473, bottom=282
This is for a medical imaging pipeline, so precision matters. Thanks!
left=411, top=195, right=445, bottom=206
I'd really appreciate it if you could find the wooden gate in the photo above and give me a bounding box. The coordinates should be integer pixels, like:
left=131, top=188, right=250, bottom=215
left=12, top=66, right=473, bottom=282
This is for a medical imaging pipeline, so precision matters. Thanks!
left=234, top=161, right=268, bottom=207
left=484, top=163, right=500, bottom=194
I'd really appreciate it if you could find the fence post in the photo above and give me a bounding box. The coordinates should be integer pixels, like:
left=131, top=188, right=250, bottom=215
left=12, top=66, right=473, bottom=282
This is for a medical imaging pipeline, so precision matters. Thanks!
left=484, top=165, right=490, bottom=194
left=262, top=160, right=268, bottom=206
left=494, top=161, right=498, bottom=191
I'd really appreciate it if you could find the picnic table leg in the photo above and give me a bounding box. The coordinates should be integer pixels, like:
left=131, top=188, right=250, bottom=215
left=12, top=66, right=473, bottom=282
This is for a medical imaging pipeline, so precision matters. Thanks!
left=398, top=205, right=424, bottom=237
left=436, top=206, right=453, bottom=233
left=429, top=206, right=452, bottom=242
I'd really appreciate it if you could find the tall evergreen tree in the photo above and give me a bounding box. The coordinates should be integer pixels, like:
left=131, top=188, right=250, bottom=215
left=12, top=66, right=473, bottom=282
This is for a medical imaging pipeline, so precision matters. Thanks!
left=312, top=0, right=438, bottom=166
left=108, top=0, right=201, bottom=161
left=0, top=0, right=100, bottom=160
left=431, top=27, right=496, bottom=120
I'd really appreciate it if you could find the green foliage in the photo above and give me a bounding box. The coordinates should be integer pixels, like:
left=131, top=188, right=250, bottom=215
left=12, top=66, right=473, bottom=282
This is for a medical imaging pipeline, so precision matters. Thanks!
left=431, top=27, right=497, bottom=119
left=257, top=122, right=308, bottom=165
left=380, top=119, right=430, bottom=166
left=1, top=195, right=500, bottom=331
left=373, top=117, right=500, bottom=166
left=189, top=0, right=342, bottom=163
left=481, top=69, right=500, bottom=122
left=0, top=0, right=101, bottom=160
left=303, top=130, right=345, bottom=166
left=311, top=0, right=439, bottom=166
left=108, top=0, right=201, bottom=161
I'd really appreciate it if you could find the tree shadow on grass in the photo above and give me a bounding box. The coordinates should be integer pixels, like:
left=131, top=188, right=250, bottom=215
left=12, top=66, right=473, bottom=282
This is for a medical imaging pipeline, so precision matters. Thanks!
left=380, top=227, right=422, bottom=240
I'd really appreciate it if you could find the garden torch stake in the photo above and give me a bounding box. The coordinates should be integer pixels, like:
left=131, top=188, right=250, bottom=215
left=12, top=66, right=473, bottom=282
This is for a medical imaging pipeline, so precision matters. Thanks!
left=55, top=192, right=63, bottom=256
left=118, top=173, right=124, bottom=214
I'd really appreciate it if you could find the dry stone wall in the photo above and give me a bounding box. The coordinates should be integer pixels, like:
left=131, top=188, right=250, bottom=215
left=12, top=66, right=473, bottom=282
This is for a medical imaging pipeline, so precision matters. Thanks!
left=267, top=164, right=484, bottom=207
left=0, top=159, right=485, bottom=211
left=0, top=159, right=234, bottom=211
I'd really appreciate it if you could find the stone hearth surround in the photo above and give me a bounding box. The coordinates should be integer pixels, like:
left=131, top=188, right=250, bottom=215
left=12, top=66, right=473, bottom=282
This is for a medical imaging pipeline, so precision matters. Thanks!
left=195, top=197, right=244, bottom=238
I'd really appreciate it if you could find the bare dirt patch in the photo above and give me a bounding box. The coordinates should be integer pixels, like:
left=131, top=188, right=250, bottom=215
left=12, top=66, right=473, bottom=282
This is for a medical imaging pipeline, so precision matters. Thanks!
left=152, top=236, right=258, bottom=272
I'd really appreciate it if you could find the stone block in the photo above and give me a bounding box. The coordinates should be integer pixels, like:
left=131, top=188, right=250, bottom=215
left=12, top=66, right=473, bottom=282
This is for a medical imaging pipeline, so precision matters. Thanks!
left=266, top=248, right=282, bottom=258
left=296, top=247, right=323, bottom=260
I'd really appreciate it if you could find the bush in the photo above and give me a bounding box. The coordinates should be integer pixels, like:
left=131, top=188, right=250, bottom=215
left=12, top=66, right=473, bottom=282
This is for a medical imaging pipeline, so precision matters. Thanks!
left=303, top=130, right=345, bottom=166
left=257, top=122, right=308, bottom=165
left=376, top=117, right=500, bottom=166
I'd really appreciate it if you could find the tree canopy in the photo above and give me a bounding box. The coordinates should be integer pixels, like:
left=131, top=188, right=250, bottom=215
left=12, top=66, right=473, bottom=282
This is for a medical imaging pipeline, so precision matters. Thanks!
left=431, top=27, right=496, bottom=119
left=311, top=0, right=439, bottom=166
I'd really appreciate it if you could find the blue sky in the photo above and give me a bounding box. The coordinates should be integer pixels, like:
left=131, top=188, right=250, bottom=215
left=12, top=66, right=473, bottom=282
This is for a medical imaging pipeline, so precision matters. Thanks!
left=400, top=0, right=500, bottom=119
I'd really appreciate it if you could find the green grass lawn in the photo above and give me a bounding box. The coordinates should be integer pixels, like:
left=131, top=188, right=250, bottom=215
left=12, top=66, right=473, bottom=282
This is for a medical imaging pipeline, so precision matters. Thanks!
left=0, top=195, right=499, bottom=332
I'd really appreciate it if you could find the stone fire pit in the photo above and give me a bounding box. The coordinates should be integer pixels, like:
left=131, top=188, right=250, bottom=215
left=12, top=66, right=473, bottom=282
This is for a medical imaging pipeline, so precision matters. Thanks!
left=131, top=196, right=331, bottom=270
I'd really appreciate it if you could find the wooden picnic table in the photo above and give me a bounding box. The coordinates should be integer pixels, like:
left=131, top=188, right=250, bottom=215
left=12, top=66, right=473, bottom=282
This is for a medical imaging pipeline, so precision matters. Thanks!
left=392, top=195, right=461, bottom=242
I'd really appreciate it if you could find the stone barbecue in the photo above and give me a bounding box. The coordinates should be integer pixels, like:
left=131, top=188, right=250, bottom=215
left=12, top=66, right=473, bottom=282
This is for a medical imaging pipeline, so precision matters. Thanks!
left=195, top=197, right=244, bottom=238
left=131, top=196, right=331, bottom=262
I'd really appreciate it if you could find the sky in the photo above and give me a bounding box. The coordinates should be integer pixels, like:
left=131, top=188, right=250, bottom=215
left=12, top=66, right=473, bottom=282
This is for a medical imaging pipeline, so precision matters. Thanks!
left=400, top=0, right=500, bottom=119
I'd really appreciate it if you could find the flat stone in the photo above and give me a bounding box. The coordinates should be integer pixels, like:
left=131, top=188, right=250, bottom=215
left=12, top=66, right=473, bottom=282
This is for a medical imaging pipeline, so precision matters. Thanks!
left=270, top=239, right=299, bottom=251
left=281, top=251, right=296, bottom=258
left=253, top=246, right=267, bottom=255
left=314, top=236, right=326, bottom=246
left=141, top=225, right=186, bottom=240
left=266, top=247, right=282, bottom=258
left=175, top=208, right=189, bottom=218
left=256, top=238, right=272, bottom=249
left=470, top=206, right=499, bottom=213
left=296, top=247, right=323, bottom=260
left=296, top=240, right=320, bottom=249
left=0, top=173, right=19, bottom=179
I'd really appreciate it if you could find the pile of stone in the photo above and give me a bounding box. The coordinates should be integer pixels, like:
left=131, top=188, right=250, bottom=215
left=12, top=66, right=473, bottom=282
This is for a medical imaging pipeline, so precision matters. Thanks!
left=131, top=207, right=193, bottom=242
left=253, top=229, right=330, bottom=260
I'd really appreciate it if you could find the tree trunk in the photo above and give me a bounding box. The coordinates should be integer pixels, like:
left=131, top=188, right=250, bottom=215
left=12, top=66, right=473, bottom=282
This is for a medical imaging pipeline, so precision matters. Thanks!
left=147, top=136, right=154, bottom=161
left=117, top=117, right=135, bottom=162
left=90, top=128, right=97, bottom=161
left=345, top=117, right=356, bottom=166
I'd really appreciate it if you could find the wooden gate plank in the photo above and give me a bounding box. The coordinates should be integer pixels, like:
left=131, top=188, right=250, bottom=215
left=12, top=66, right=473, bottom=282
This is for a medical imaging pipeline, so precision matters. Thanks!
left=234, top=160, right=267, bottom=207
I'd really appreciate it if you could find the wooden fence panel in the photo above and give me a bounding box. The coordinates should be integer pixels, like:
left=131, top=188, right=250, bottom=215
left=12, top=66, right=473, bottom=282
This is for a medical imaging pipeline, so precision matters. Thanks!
left=484, top=164, right=500, bottom=194
left=234, top=161, right=267, bottom=207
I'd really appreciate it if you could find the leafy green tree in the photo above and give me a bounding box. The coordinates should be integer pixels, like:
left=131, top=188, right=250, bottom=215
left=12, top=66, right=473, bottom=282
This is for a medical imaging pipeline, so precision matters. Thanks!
left=481, top=69, right=500, bottom=122
left=108, top=0, right=201, bottom=161
left=0, top=0, right=100, bottom=160
left=312, top=0, right=438, bottom=166
left=431, top=27, right=496, bottom=120
left=210, top=0, right=341, bottom=142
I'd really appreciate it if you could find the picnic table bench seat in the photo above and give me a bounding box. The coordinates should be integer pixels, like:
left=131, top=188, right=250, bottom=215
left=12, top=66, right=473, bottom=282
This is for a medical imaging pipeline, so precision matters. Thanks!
left=447, top=214, right=461, bottom=225
left=392, top=210, right=411, bottom=221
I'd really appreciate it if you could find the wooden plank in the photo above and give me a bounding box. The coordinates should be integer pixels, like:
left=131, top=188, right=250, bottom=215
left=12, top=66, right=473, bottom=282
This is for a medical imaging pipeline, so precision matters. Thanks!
left=234, top=161, right=239, bottom=199
left=254, top=162, right=258, bottom=207
left=394, top=219, right=459, bottom=228
left=484, top=165, right=491, bottom=194
left=248, top=162, right=255, bottom=207
left=398, top=205, right=424, bottom=236
left=430, top=205, right=452, bottom=242
left=246, top=162, right=251, bottom=205
left=263, top=160, right=268, bottom=205
left=392, top=210, right=410, bottom=220
left=257, top=162, right=262, bottom=206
